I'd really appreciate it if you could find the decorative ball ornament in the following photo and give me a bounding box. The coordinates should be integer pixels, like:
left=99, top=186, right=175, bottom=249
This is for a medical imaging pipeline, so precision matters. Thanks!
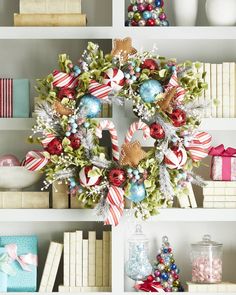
left=141, top=59, right=158, bottom=71
left=0, top=155, right=21, bottom=167
left=150, top=122, right=165, bottom=140
left=68, top=134, right=81, bottom=150
left=170, top=109, right=187, bottom=127
left=46, top=138, right=63, bottom=156
left=79, top=94, right=102, bottom=118
left=146, top=18, right=156, bottom=26
left=103, top=68, right=125, bottom=92
left=79, top=166, right=102, bottom=187
left=108, top=168, right=126, bottom=187
left=140, top=79, right=163, bottom=103
left=127, top=182, right=146, bottom=203
left=164, top=147, right=187, bottom=169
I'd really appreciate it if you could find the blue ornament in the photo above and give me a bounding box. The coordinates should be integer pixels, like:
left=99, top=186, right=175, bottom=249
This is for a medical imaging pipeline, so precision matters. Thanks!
left=139, top=80, right=163, bottom=103
left=79, top=95, right=102, bottom=118
left=65, top=131, right=71, bottom=137
left=161, top=20, right=169, bottom=27
left=163, top=248, right=168, bottom=254
left=161, top=272, right=169, bottom=281
left=155, top=0, right=163, bottom=7
left=127, top=183, right=146, bottom=203
left=171, top=263, right=177, bottom=270
left=143, top=11, right=151, bottom=20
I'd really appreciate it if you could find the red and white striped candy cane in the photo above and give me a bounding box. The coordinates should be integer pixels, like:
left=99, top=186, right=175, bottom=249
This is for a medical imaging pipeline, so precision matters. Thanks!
left=88, top=80, right=112, bottom=101
left=23, top=151, right=48, bottom=171
left=165, top=70, right=186, bottom=102
left=95, top=120, right=119, bottom=162
left=125, top=120, right=150, bottom=144
left=53, top=70, right=78, bottom=89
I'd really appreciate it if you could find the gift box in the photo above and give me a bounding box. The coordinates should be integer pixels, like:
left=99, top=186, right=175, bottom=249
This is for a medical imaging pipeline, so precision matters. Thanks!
left=0, top=236, right=38, bottom=292
left=0, top=79, right=30, bottom=118
left=209, top=145, right=236, bottom=181
left=0, top=247, right=8, bottom=292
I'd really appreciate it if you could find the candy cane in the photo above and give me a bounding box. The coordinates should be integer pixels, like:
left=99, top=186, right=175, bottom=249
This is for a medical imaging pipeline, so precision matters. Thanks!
left=53, top=70, right=78, bottom=89
left=125, top=120, right=150, bottom=144
left=166, top=70, right=186, bottom=102
left=23, top=151, right=48, bottom=171
left=95, top=120, right=119, bottom=162
left=88, top=80, right=112, bottom=101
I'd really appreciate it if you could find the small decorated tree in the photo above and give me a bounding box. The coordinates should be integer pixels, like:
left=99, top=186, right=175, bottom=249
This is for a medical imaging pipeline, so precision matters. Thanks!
left=153, top=236, right=184, bottom=292
left=126, top=0, right=169, bottom=27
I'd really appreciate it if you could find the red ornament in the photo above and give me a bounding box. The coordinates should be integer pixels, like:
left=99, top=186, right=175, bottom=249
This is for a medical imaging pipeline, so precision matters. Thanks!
left=146, top=18, right=155, bottom=26
left=146, top=4, right=153, bottom=11
left=128, top=5, right=133, bottom=12
left=150, top=122, right=165, bottom=140
left=108, top=168, right=126, bottom=187
left=131, top=20, right=138, bottom=26
left=58, top=88, right=75, bottom=100
left=141, top=59, right=158, bottom=71
left=68, top=134, right=81, bottom=150
left=170, top=109, right=186, bottom=127
left=46, top=138, right=63, bottom=156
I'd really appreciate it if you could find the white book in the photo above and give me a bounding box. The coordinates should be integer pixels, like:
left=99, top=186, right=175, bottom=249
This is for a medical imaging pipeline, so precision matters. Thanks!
left=204, top=63, right=211, bottom=118
left=223, top=62, right=230, bottom=118
left=20, top=0, right=82, bottom=14
left=70, top=286, right=112, bottom=292
left=58, top=286, right=70, bottom=292
left=88, top=232, right=96, bottom=287
left=39, top=242, right=58, bottom=292
left=63, top=232, right=70, bottom=287
left=109, top=233, right=112, bottom=288
left=82, top=239, right=88, bottom=287
left=102, top=231, right=110, bottom=287
left=211, top=64, right=217, bottom=117
left=70, top=232, right=76, bottom=287
left=76, top=231, right=83, bottom=287
left=230, top=62, right=235, bottom=118
left=216, top=64, right=223, bottom=118
left=95, top=240, right=103, bottom=287
left=46, top=243, right=63, bottom=292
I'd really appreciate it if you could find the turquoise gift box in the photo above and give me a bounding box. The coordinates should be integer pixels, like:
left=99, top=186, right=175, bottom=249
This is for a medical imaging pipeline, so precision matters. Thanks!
left=0, top=79, right=30, bottom=118
left=0, top=236, right=38, bottom=292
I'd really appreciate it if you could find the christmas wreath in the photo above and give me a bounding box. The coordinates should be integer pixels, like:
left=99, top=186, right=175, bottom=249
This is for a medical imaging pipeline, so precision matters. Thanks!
left=27, top=38, right=212, bottom=225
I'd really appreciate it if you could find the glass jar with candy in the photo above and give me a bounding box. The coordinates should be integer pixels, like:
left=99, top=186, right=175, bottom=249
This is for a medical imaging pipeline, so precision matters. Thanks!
left=190, top=235, right=223, bottom=284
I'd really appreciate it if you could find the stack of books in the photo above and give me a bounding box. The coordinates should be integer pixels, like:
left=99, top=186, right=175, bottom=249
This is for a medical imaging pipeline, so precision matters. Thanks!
left=187, top=282, right=236, bottom=293
left=59, top=230, right=112, bottom=292
left=14, top=0, right=86, bottom=26
left=196, top=62, right=235, bottom=118
left=203, top=181, right=236, bottom=208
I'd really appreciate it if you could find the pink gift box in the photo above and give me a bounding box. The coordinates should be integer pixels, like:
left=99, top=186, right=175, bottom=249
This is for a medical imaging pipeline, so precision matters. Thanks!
left=209, top=145, right=236, bottom=181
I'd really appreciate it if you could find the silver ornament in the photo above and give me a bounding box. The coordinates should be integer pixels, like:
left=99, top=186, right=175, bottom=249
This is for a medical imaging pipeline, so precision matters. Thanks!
left=145, top=0, right=153, bottom=3
left=155, top=19, right=161, bottom=26
left=130, top=0, right=137, bottom=4
left=128, top=12, right=134, bottom=19
left=137, top=0, right=144, bottom=3
left=133, top=5, right=138, bottom=11
left=157, top=263, right=165, bottom=271
left=138, top=19, right=146, bottom=26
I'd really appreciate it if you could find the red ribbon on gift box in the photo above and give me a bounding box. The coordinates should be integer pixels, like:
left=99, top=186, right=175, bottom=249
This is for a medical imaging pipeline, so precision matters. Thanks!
left=209, top=144, right=236, bottom=181
left=134, top=276, right=164, bottom=293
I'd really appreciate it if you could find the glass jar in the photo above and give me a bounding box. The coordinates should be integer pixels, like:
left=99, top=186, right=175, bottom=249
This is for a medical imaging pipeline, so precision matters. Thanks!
left=125, top=224, right=152, bottom=281
left=191, top=234, right=223, bottom=284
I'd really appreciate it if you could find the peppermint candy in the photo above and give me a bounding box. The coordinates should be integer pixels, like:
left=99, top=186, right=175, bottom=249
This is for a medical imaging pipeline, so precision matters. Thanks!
left=103, top=68, right=125, bottom=92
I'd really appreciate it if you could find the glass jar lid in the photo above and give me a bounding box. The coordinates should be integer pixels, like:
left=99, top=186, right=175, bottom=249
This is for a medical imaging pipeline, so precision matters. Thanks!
left=128, top=224, right=149, bottom=243
left=191, top=234, right=223, bottom=248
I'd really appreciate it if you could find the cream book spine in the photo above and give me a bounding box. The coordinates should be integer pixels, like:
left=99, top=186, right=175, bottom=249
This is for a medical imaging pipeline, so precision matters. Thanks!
left=229, top=62, right=235, bottom=118
left=198, top=62, right=205, bottom=105
left=88, top=231, right=96, bottom=287
left=102, top=231, right=110, bottom=287
left=58, top=286, right=70, bottom=292
left=70, top=232, right=76, bottom=287
left=20, top=0, right=82, bottom=14
left=69, top=286, right=112, bottom=292
left=216, top=64, right=223, bottom=118
left=82, top=239, right=88, bottom=287
left=109, top=232, right=112, bottom=288
left=95, top=240, right=103, bottom=287
left=46, top=243, right=63, bottom=292
left=204, top=63, right=211, bottom=118
left=76, top=231, right=83, bottom=287
left=211, top=64, right=217, bottom=118
left=39, top=242, right=58, bottom=292
left=63, top=232, right=70, bottom=287
left=223, top=62, right=230, bottom=118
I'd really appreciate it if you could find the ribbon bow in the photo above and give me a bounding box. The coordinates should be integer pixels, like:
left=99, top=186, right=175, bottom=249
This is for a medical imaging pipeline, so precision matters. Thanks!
left=185, top=131, right=212, bottom=162
left=5, top=244, right=37, bottom=272
left=88, top=80, right=112, bottom=101
left=53, top=70, right=78, bottom=89
left=0, top=253, right=16, bottom=276
left=23, top=150, right=48, bottom=171
left=165, top=70, right=186, bottom=103
left=134, top=276, right=164, bottom=293
left=209, top=144, right=236, bottom=157
left=41, top=133, right=55, bottom=148
left=104, top=186, right=124, bottom=226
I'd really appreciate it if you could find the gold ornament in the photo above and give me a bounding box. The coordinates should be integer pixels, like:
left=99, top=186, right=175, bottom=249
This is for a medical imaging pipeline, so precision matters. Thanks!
left=119, top=141, right=147, bottom=167
left=111, top=37, right=137, bottom=62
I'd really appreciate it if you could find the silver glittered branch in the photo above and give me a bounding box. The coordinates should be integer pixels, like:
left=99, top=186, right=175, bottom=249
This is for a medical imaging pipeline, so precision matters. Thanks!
left=188, top=171, right=206, bottom=187
left=159, top=164, right=175, bottom=200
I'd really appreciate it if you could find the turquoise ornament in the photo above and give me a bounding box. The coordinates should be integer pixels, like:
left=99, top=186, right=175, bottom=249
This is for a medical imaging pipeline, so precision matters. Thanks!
left=78, top=95, right=101, bottom=118
left=139, top=79, right=163, bottom=103
left=127, top=183, right=146, bottom=203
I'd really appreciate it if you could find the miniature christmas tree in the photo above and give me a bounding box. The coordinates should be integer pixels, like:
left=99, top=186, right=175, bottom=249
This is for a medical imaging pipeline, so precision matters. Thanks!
left=153, top=236, right=184, bottom=292
left=126, top=0, right=169, bottom=27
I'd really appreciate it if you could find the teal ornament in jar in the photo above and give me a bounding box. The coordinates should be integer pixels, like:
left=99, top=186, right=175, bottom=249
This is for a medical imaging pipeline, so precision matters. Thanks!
left=127, top=182, right=146, bottom=203
left=139, top=79, right=163, bottom=103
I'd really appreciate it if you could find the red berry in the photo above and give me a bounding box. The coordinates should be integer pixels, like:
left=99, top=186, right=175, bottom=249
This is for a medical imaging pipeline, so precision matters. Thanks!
left=159, top=258, right=164, bottom=264
left=150, top=122, right=165, bottom=140
left=68, top=134, right=81, bottom=150
left=147, top=275, right=154, bottom=282
left=46, top=138, right=63, bottom=156
left=108, top=169, right=126, bottom=187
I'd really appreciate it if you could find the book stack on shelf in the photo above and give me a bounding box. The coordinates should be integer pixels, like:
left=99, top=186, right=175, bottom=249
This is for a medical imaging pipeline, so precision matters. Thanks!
left=199, top=62, right=236, bottom=118
left=59, top=230, right=112, bottom=292
left=187, top=282, right=236, bottom=293
left=203, top=181, right=236, bottom=208
left=14, top=0, right=86, bottom=27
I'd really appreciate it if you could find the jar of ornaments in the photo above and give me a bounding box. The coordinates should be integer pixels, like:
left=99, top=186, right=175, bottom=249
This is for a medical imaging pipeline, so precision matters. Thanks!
left=191, top=235, right=223, bottom=284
